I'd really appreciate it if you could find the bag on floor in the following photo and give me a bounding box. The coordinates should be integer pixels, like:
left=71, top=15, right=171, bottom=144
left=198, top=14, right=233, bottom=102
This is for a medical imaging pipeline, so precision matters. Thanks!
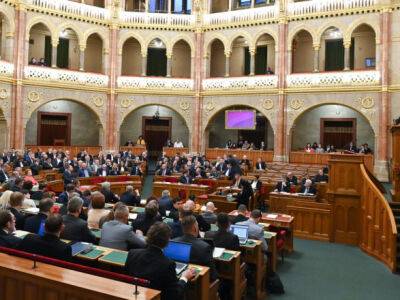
left=266, top=271, right=285, bottom=294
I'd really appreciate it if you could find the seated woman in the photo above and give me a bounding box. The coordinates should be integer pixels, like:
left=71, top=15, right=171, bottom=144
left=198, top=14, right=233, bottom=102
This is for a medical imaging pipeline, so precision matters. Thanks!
left=87, top=192, right=110, bottom=229
left=304, top=143, right=314, bottom=153
left=24, top=169, right=38, bottom=186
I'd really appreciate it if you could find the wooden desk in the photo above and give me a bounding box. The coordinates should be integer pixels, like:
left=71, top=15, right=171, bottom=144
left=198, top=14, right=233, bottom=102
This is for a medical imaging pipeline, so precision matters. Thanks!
left=119, top=146, right=147, bottom=156
left=0, top=253, right=161, bottom=300
left=152, top=182, right=210, bottom=200
left=162, top=147, right=189, bottom=157
left=96, top=181, right=142, bottom=196
left=205, top=148, right=274, bottom=166
left=264, top=231, right=277, bottom=273
left=240, top=240, right=266, bottom=300
left=269, top=192, right=333, bottom=242
left=196, top=193, right=237, bottom=213
left=214, top=250, right=245, bottom=300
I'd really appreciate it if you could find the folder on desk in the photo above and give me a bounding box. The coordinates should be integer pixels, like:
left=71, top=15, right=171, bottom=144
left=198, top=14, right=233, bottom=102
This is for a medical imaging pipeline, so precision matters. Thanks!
left=99, top=251, right=128, bottom=266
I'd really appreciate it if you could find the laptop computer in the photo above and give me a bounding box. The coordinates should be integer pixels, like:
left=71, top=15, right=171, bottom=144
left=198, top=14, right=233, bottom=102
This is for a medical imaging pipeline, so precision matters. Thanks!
left=70, top=242, right=94, bottom=256
left=231, top=225, right=249, bottom=245
left=163, top=241, right=192, bottom=275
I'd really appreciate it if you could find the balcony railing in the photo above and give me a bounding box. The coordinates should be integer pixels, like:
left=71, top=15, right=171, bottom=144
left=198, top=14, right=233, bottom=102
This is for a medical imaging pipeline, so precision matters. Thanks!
left=117, top=76, right=194, bottom=90
left=202, top=75, right=278, bottom=91
left=120, top=11, right=195, bottom=27
left=203, top=6, right=278, bottom=26
left=0, top=60, right=14, bottom=77
left=287, top=0, right=377, bottom=16
left=27, top=0, right=110, bottom=20
left=24, top=66, right=109, bottom=87
left=286, top=71, right=380, bottom=88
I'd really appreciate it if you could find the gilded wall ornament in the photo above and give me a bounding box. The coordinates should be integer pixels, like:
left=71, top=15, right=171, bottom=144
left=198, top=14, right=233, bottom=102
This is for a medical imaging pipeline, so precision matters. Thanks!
left=27, top=91, right=42, bottom=102
left=121, top=98, right=134, bottom=108
left=290, top=99, right=304, bottom=110
left=0, top=89, right=7, bottom=99
left=92, top=96, right=104, bottom=107
left=179, top=99, right=190, bottom=111
left=360, top=97, right=375, bottom=109
left=261, top=99, right=274, bottom=110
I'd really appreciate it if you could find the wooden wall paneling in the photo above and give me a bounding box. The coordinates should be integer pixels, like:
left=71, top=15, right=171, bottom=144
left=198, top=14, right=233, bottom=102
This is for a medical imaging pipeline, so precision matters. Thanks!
left=391, top=125, right=400, bottom=201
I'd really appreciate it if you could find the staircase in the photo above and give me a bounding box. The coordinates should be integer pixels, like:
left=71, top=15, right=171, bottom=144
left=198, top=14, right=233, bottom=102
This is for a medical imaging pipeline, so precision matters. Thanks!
left=389, top=202, right=400, bottom=273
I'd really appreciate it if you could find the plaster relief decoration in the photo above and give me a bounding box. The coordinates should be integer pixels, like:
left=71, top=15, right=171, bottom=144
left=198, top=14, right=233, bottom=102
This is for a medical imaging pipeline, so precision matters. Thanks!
left=260, top=98, right=276, bottom=126
left=290, top=99, right=304, bottom=110
left=179, top=99, right=191, bottom=117
left=118, top=76, right=194, bottom=90
left=203, top=76, right=278, bottom=91
left=121, top=98, right=134, bottom=108
left=204, top=99, right=216, bottom=115
left=0, top=61, right=14, bottom=77
left=0, top=89, right=8, bottom=100
left=357, top=96, right=376, bottom=121
left=359, top=96, right=375, bottom=109
left=92, top=96, right=104, bottom=107
left=260, top=99, right=274, bottom=110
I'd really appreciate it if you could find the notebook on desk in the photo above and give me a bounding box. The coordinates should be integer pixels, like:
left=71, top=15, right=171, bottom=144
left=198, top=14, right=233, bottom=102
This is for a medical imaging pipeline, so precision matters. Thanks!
left=230, top=225, right=249, bottom=245
left=163, top=241, right=192, bottom=275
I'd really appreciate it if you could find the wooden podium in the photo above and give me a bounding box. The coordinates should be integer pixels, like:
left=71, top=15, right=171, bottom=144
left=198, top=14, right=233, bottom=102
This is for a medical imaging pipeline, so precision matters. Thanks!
left=391, top=125, right=400, bottom=202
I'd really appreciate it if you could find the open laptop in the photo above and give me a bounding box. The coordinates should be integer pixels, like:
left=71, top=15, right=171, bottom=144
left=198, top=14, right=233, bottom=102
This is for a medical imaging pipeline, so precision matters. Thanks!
left=230, top=225, right=249, bottom=245
left=163, top=241, right=192, bottom=275
left=70, top=242, right=94, bottom=256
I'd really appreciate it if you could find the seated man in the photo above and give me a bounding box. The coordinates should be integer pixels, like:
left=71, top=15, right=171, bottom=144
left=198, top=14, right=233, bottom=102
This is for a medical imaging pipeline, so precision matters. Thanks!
left=314, top=169, right=329, bottom=183
left=8, top=192, right=26, bottom=230
left=205, top=213, right=239, bottom=251
left=100, top=205, right=146, bottom=251
left=61, top=197, right=96, bottom=243
left=125, top=222, right=196, bottom=300
left=120, top=185, right=141, bottom=206
left=255, top=158, right=266, bottom=171
left=232, top=204, right=249, bottom=224
left=100, top=182, right=119, bottom=203
left=130, top=164, right=142, bottom=176
left=179, top=170, right=193, bottom=184
left=18, top=215, right=72, bottom=260
left=182, top=200, right=210, bottom=232
left=300, top=179, right=317, bottom=195
left=0, top=210, right=21, bottom=248
left=251, top=175, right=262, bottom=191
left=274, top=177, right=289, bottom=193
left=24, top=198, right=53, bottom=234
left=156, top=163, right=172, bottom=176
left=131, top=200, right=162, bottom=235
left=236, top=209, right=268, bottom=252
left=173, top=215, right=217, bottom=281
left=201, top=202, right=217, bottom=225
left=232, top=174, right=253, bottom=208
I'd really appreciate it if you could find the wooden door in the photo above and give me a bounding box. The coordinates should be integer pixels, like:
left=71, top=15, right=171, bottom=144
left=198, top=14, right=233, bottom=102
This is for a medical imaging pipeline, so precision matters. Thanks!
left=38, top=112, right=71, bottom=146
left=321, top=118, right=356, bottom=149
left=143, top=117, right=171, bottom=158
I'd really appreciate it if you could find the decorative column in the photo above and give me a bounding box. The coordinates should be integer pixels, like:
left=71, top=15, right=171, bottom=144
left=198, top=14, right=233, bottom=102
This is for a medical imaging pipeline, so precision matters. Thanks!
left=274, top=17, right=288, bottom=162
left=251, top=0, right=255, bottom=8
left=145, top=0, right=149, bottom=12
left=224, top=51, right=231, bottom=77
left=166, top=52, right=172, bottom=77
left=141, top=52, right=147, bottom=76
left=79, top=45, right=85, bottom=71
left=11, top=2, right=27, bottom=150
left=343, top=40, right=351, bottom=71
left=249, top=47, right=255, bottom=76
left=168, top=0, right=172, bottom=13
left=190, top=55, right=195, bottom=78
left=103, top=48, right=109, bottom=74
left=287, top=48, right=292, bottom=74
left=313, top=44, right=320, bottom=72
left=375, top=8, right=391, bottom=181
left=228, top=0, right=233, bottom=11
left=51, top=39, right=58, bottom=68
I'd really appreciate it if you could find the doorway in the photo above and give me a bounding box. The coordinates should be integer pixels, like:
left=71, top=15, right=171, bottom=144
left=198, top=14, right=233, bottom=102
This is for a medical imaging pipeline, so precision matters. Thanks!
left=320, top=118, right=356, bottom=149
left=37, top=112, right=71, bottom=146
left=142, top=116, right=171, bottom=158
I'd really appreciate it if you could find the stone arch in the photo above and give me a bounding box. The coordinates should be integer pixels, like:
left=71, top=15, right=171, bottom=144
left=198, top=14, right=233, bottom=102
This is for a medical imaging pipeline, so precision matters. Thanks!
left=26, top=17, right=56, bottom=41
left=0, top=5, right=15, bottom=35
left=170, top=35, right=195, bottom=57
left=204, top=34, right=229, bottom=55
left=316, top=21, right=346, bottom=43
left=56, top=22, right=84, bottom=45
left=24, top=96, right=106, bottom=130
left=252, top=29, right=278, bottom=49
left=228, top=32, right=253, bottom=52
left=345, top=19, right=379, bottom=43
left=119, top=32, right=146, bottom=55
left=145, top=34, right=168, bottom=52
left=288, top=25, right=317, bottom=50
left=287, top=100, right=377, bottom=136
left=83, top=29, right=109, bottom=49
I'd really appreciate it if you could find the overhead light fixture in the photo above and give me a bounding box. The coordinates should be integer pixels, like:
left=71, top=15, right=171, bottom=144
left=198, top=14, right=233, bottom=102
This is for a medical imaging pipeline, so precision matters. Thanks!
left=153, top=106, right=160, bottom=120
left=154, top=39, right=163, bottom=48
left=60, top=30, right=67, bottom=38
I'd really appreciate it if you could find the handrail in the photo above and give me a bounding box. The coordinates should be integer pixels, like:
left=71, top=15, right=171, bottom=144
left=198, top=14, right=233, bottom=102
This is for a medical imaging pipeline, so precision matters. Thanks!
left=359, top=164, right=397, bottom=272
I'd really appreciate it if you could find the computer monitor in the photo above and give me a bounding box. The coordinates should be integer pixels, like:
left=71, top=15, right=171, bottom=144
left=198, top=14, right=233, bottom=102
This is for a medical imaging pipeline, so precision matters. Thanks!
left=230, top=225, right=249, bottom=241
left=163, top=241, right=192, bottom=263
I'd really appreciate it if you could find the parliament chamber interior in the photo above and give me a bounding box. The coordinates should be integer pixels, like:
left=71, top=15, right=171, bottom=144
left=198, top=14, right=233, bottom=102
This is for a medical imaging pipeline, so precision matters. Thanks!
left=0, top=0, right=400, bottom=299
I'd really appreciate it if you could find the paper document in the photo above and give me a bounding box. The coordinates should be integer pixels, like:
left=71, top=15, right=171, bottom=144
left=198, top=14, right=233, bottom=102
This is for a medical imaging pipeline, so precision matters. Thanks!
left=213, top=247, right=225, bottom=258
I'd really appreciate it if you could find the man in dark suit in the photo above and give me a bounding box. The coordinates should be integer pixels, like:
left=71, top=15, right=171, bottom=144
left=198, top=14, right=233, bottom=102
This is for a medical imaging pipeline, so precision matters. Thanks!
left=274, top=180, right=289, bottom=193
left=63, top=165, right=75, bottom=186
left=232, top=174, right=253, bottom=207
left=205, top=213, right=239, bottom=251
left=173, top=215, right=217, bottom=281
left=158, top=190, right=173, bottom=216
left=255, top=158, right=266, bottom=171
left=100, top=182, right=119, bottom=203
left=300, top=179, right=317, bottom=195
left=120, top=186, right=141, bottom=206
left=9, top=192, right=26, bottom=230
left=0, top=210, right=21, bottom=248
left=131, top=200, right=162, bottom=235
left=61, top=197, right=96, bottom=243
left=314, top=169, right=329, bottom=183
left=18, top=214, right=72, bottom=260
left=24, top=199, right=53, bottom=234
left=125, top=222, right=196, bottom=300
left=130, top=164, right=142, bottom=176
left=286, top=172, right=298, bottom=186
left=97, top=164, right=109, bottom=177
left=179, top=170, right=193, bottom=184
left=0, top=165, right=8, bottom=183
left=78, top=163, right=91, bottom=178
left=232, top=204, right=249, bottom=224
left=156, top=164, right=172, bottom=176
left=182, top=200, right=210, bottom=232
left=215, top=158, right=227, bottom=172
